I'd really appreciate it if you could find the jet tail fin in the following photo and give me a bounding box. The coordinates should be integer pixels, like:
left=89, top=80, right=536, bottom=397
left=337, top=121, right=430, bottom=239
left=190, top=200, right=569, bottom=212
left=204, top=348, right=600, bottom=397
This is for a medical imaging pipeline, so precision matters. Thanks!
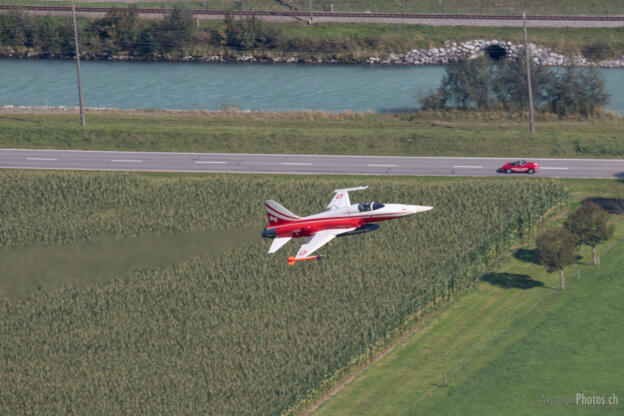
left=264, top=200, right=301, bottom=226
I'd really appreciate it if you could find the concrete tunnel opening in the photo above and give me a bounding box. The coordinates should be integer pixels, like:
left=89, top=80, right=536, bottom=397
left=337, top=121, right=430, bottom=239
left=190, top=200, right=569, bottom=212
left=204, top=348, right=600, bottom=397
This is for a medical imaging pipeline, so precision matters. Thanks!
left=484, top=44, right=507, bottom=60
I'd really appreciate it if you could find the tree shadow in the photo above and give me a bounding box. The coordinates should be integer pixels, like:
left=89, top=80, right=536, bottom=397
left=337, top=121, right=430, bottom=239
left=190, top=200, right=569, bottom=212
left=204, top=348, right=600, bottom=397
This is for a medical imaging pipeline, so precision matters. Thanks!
left=575, top=254, right=590, bottom=265
left=581, top=197, right=624, bottom=215
left=513, top=248, right=540, bottom=265
left=481, top=272, right=544, bottom=290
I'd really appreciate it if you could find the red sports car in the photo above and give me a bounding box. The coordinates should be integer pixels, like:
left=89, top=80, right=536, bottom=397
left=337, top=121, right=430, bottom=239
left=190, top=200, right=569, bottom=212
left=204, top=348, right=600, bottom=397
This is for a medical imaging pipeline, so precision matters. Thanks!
left=501, top=160, right=540, bottom=174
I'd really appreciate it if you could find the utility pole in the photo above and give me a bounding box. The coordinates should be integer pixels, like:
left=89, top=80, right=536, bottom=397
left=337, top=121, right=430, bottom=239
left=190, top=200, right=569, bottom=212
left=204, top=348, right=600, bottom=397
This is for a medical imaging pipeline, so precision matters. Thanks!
left=523, top=12, right=535, bottom=133
left=308, top=0, right=313, bottom=24
left=72, top=4, right=86, bottom=126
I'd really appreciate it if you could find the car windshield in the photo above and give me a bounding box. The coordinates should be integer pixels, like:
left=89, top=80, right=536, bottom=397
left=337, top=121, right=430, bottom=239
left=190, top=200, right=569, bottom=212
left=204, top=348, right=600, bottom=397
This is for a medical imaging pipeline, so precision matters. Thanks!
left=358, top=202, right=385, bottom=212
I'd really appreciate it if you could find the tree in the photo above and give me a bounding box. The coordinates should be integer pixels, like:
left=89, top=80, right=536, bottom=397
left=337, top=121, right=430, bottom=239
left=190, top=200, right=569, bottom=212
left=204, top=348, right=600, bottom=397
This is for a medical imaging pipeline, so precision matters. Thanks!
left=564, top=202, right=614, bottom=265
left=544, top=66, right=609, bottom=118
left=441, top=56, right=494, bottom=110
left=223, top=15, right=281, bottom=50
left=491, top=54, right=552, bottom=111
left=0, top=10, right=34, bottom=49
left=536, top=228, right=577, bottom=290
left=419, top=54, right=609, bottom=118
left=156, top=5, right=195, bottom=53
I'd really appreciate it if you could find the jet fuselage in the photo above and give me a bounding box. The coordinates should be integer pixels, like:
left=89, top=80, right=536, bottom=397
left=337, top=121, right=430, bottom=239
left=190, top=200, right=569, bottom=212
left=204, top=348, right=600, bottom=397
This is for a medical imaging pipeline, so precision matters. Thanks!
left=262, top=203, right=429, bottom=239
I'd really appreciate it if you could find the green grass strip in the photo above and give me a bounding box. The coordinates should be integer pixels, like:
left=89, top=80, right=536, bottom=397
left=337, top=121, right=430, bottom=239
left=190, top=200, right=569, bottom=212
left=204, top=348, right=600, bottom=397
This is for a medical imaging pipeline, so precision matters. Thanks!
left=2, top=111, right=624, bottom=158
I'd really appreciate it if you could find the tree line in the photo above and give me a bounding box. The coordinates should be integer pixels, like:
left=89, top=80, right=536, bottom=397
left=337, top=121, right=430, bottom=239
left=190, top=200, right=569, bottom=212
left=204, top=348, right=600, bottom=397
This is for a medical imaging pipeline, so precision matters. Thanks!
left=0, top=7, right=195, bottom=56
left=420, top=55, right=610, bottom=118
left=0, top=7, right=358, bottom=57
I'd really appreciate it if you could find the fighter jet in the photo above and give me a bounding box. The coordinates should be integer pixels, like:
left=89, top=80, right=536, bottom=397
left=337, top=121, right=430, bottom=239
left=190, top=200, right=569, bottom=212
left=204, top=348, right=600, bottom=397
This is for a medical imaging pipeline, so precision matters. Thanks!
left=261, top=186, right=432, bottom=264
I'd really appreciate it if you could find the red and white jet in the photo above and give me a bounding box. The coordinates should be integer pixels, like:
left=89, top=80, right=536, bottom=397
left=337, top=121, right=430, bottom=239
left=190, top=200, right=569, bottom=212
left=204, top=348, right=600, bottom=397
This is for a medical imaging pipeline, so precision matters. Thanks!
left=261, top=186, right=433, bottom=264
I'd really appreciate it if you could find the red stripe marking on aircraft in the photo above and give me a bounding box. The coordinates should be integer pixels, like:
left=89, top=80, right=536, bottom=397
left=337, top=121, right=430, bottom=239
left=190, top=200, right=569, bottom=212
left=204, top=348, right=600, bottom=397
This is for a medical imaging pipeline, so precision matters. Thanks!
left=265, top=212, right=405, bottom=229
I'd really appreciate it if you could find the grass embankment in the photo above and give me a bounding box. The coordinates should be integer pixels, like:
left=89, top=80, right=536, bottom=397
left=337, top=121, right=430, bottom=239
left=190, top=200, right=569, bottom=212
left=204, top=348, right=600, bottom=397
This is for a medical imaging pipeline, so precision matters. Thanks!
left=3, top=0, right=624, bottom=15
left=313, top=178, right=624, bottom=415
left=0, top=171, right=565, bottom=415
left=237, top=24, right=624, bottom=62
left=2, top=110, right=624, bottom=158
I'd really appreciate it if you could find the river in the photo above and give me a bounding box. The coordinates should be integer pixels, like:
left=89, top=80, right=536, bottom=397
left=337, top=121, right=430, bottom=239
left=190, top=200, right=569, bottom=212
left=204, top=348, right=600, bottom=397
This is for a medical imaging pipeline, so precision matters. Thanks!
left=1, top=59, right=623, bottom=114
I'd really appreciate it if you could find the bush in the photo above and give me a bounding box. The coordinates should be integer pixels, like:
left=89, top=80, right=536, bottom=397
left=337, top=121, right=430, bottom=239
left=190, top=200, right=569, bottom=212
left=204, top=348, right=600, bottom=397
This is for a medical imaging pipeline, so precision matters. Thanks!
left=223, top=14, right=282, bottom=50
left=545, top=66, right=610, bottom=117
left=420, top=54, right=610, bottom=118
left=84, top=7, right=141, bottom=55
left=155, top=5, right=195, bottom=53
left=581, top=42, right=617, bottom=62
left=0, top=10, right=34, bottom=49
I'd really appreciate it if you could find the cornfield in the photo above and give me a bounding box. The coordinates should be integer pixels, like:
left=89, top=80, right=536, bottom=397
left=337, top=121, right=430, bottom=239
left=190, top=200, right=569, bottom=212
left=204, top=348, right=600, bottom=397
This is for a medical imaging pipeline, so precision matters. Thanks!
left=0, top=171, right=567, bottom=415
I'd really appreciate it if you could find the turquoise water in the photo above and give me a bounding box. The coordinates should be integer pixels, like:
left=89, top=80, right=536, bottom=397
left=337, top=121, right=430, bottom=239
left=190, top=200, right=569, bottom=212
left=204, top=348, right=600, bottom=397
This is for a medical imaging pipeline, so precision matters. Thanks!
left=1, top=59, right=623, bottom=114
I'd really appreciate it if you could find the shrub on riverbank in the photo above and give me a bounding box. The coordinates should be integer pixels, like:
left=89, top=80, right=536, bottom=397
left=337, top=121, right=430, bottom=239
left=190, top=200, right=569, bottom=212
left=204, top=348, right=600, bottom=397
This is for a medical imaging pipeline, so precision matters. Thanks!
left=420, top=55, right=610, bottom=117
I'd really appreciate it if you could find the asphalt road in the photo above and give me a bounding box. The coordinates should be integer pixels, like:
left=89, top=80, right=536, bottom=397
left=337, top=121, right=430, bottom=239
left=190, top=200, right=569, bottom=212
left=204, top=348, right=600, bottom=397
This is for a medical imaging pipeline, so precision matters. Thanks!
left=2, top=149, right=623, bottom=179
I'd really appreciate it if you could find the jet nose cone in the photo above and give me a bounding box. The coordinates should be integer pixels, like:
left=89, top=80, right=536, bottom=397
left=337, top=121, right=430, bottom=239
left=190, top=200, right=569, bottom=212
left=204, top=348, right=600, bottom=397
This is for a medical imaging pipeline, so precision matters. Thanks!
left=407, top=205, right=433, bottom=214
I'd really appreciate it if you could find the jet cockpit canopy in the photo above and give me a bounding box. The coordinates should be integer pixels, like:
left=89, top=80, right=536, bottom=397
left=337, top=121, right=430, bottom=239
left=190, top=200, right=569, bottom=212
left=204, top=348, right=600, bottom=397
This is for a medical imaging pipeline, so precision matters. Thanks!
left=357, top=202, right=385, bottom=212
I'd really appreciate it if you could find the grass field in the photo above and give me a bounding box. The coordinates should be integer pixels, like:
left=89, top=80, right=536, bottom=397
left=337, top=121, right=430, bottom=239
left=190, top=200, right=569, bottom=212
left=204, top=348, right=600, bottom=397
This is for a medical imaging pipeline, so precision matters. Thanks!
left=0, top=171, right=565, bottom=415
left=313, top=178, right=624, bottom=415
left=2, top=110, right=624, bottom=158
left=3, top=0, right=624, bottom=15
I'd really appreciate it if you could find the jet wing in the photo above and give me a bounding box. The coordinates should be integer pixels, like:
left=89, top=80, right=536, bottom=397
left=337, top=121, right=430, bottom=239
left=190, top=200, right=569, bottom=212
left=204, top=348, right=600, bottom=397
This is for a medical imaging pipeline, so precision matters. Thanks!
left=327, top=186, right=368, bottom=211
left=294, top=228, right=356, bottom=259
left=268, top=237, right=291, bottom=253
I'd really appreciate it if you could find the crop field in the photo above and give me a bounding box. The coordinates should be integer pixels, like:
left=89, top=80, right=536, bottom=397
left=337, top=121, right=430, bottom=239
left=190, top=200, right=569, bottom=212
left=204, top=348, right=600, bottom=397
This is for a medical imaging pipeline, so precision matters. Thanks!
left=0, top=170, right=567, bottom=414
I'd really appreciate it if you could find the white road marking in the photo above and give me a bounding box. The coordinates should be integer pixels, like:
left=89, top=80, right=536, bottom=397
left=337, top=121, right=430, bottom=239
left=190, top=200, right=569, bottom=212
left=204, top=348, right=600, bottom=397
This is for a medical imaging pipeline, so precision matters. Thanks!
left=368, top=164, right=397, bottom=167
left=195, top=161, right=227, bottom=164
left=280, top=162, right=312, bottom=166
left=6, top=149, right=624, bottom=163
left=540, top=167, right=569, bottom=170
left=110, top=159, right=143, bottom=163
left=26, top=157, right=57, bottom=161
left=453, top=165, right=483, bottom=169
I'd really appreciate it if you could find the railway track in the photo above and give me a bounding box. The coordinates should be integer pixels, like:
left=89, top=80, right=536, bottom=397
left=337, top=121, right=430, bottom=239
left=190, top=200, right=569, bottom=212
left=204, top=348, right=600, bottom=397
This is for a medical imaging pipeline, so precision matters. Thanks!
left=1, top=5, right=623, bottom=21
